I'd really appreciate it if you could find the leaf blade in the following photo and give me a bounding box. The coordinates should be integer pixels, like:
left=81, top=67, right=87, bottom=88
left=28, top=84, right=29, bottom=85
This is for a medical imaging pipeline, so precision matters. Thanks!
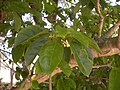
left=38, top=38, right=64, bottom=74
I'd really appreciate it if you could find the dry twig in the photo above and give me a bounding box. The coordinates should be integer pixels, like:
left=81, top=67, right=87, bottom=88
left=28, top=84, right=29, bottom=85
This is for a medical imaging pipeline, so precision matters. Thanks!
left=97, top=0, right=104, bottom=38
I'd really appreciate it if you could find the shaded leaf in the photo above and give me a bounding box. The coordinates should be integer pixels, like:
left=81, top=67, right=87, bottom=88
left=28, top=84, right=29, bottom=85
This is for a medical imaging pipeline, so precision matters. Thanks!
left=12, top=44, right=25, bottom=63
left=25, top=34, right=48, bottom=65
left=14, top=25, right=48, bottom=47
left=109, top=68, right=120, bottom=90
left=59, top=60, right=72, bottom=77
left=64, top=78, right=76, bottom=89
left=13, top=12, right=21, bottom=31
left=57, top=79, right=65, bottom=90
left=63, top=47, right=71, bottom=63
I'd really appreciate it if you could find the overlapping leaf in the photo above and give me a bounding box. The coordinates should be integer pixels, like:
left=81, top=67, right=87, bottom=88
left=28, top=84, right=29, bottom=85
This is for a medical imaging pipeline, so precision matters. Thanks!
left=14, top=25, right=48, bottom=47
left=38, top=38, right=64, bottom=74
left=69, top=39, right=93, bottom=76
left=25, top=34, right=49, bottom=65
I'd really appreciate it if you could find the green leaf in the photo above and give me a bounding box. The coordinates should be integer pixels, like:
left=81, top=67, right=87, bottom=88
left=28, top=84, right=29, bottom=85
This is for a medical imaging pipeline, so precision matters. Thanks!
left=73, top=2, right=80, bottom=15
left=44, top=3, right=55, bottom=13
left=57, top=79, right=65, bottom=90
left=12, top=44, right=25, bottom=63
left=69, top=39, right=93, bottom=76
left=38, top=38, right=64, bottom=74
left=63, top=47, right=71, bottom=63
left=64, top=78, right=76, bottom=89
left=55, top=25, right=70, bottom=38
left=14, top=25, right=47, bottom=47
left=109, top=68, right=120, bottom=90
left=31, top=80, right=40, bottom=89
left=13, top=12, right=21, bottom=31
left=35, top=60, right=43, bottom=74
left=59, top=60, right=72, bottom=77
left=25, top=35, right=48, bottom=65
left=85, top=36, right=101, bottom=52
left=69, top=31, right=89, bottom=47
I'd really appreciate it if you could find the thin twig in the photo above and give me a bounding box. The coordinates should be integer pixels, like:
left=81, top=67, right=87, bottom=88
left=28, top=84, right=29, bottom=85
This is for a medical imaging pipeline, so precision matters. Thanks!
left=0, top=49, right=12, bottom=54
left=1, top=61, right=15, bottom=72
left=97, top=0, right=104, bottom=38
left=105, top=19, right=120, bottom=38
left=49, top=74, right=52, bottom=90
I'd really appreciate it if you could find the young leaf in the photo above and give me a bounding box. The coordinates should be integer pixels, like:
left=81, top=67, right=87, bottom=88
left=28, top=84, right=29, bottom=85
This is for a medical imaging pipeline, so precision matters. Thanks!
left=38, top=38, right=64, bottom=74
left=69, top=39, right=93, bottom=76
left=14, top=25, right=47, bottom=47
left=25, top=35, right=48, bottom=65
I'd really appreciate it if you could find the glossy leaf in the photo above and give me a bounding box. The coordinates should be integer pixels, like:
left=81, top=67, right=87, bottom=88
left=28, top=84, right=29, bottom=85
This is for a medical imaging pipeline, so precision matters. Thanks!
left=12, top=44, right=25, bottom=63
left=25, top=35, right=48, bottom=65
left=109, top=68, right=120, bottom=90
left=70, top=40, right=93, bottom=76
left=14, top=25, right=47, bottom=47
left=38, top=38, right=64, bottom=74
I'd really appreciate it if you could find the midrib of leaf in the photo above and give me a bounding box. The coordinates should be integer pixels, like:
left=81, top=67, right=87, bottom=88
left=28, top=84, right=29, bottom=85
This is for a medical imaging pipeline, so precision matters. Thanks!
left=20, top=30, right=48, bottom=45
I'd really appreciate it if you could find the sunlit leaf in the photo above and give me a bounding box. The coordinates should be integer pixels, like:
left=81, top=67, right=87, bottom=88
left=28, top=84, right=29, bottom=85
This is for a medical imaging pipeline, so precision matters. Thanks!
left=31, top=80, right=40, bottom=89
left=55, top=25, right=70, bottom=38
left=69, top=31, right=89, bottom=47
left=38, top=38, right=64, bottom=74
left=69, top=39, right=93, bottom=76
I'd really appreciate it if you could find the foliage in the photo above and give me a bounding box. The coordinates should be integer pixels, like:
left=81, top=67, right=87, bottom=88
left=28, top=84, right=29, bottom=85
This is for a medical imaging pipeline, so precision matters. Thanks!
left=0, top=0, right=120, bottom=90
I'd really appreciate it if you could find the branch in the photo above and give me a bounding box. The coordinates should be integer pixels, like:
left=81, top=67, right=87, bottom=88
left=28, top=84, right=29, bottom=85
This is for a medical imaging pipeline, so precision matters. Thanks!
left=105, top=19, right=120, bottom=38
left=118, top=26, right=120, bottom=49
left=21, top=36, right=120, bottom=90
left=97, top=0, right=104, bottom=38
